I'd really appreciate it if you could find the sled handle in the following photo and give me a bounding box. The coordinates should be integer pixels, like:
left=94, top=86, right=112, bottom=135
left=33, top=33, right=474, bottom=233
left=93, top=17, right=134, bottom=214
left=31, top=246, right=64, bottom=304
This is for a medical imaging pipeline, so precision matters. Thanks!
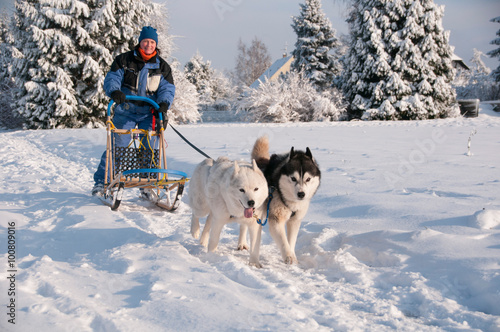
left=107, top=96, right=162, bottom=120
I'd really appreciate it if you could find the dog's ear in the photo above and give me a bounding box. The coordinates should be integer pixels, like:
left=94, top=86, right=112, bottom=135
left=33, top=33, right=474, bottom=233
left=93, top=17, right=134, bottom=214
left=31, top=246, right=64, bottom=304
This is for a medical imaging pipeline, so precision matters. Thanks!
left=306, top=147, right=313, bottom=159
left=233, top=161, right=240, bottom=177
left=290, top=147, right=295, bottom=158
left=252, top=159, right=259, bottom=172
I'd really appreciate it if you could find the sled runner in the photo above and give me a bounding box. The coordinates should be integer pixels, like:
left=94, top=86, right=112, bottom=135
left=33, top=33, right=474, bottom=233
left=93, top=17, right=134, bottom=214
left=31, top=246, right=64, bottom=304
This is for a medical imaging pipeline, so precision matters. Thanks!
left=101, top=96, right=188, bottom=211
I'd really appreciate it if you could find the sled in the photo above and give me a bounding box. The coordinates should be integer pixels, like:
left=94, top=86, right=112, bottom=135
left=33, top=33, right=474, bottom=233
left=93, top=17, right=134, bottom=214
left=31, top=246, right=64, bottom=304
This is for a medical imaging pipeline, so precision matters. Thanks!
left=101, top=96, right=188, bottom=211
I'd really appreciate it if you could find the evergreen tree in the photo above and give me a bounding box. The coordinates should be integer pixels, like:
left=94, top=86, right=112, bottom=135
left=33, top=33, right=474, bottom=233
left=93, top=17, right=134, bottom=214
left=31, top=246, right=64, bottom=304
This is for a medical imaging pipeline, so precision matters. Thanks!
left=9, top=0, right=154, bottom=129
left=169, top=59, right=201, bottom=124
left=0, top=11, right=11, bottom=81
left=291, top=0, right=342, bottom=91
left=87, top=0, right=155, bottom=58
left=487, top=16, right=500, bottom=82
left=184, top=51, right=232, bottom=106
left=0, top=12, right=23, bottom=129
left=185, top=51, right=213, bottom=102
left=82, top=0, right=156, bottom=126
left=341, top=0, right=458, bottom=120
left=10, top=0, right=81, bottom=128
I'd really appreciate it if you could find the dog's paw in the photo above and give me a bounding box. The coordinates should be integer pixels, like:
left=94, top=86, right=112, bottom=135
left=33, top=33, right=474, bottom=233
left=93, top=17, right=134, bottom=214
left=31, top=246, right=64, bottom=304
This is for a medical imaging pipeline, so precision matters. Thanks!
left=237, top=243, right=249, bottom=251
left=249, top=260, right=263, bottom=269
left=200, top=237, right=208, bottom=247
left=190, top=223, right=200, bottom=239
left=199, top=231, right=210, bottom=247
left=284, top=255, right=298, bottom=265
left=207, top=241, right=218, bottom=252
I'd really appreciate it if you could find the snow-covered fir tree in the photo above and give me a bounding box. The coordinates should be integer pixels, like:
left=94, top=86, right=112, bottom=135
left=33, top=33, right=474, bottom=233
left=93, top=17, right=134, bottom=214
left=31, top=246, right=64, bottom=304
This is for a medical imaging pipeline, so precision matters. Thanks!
left=184, top=51, right=233, bottom=108
left=341, top=0, right=458, bottom=120
left=185, top=52, right=214, bottom=102
left=0, top=12, right=23, bottom=129
left=9, top=0, right=154, bottom=129
left=291, top=0, right=342, bottom=91
left=87, top=0, right=155, bottom=58
left=10, top=0, right=83, bottom=128
left=238, top=70, right=346, bottom=122
left=488, top=16, right=500, bottom=82
left=169, top=59, right=201, bottom=124
left=0, top=11, right=11, bottom=81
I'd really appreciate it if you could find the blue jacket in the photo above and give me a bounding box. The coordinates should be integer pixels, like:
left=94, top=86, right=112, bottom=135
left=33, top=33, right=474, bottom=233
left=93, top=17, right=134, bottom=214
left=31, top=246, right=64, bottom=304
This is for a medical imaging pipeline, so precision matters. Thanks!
left=104, top=47, right=175, bottom=117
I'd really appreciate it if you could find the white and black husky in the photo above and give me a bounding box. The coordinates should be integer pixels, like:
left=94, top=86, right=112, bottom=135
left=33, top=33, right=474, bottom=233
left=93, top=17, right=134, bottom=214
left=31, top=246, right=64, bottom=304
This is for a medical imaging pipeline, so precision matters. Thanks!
left=249, top=136, right=321, bottom=264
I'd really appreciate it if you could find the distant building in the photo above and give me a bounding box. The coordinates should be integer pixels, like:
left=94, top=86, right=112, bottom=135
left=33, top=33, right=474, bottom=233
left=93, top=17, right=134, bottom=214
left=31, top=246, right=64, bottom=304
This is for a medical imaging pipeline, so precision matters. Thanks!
left=451, top=54, right=470, bottom=71
left=250, top=55, right=294, bottom=89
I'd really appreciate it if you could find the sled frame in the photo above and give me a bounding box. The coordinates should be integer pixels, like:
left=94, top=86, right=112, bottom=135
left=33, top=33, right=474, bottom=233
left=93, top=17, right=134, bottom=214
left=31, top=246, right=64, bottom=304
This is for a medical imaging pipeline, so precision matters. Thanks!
left=102, top=96, right=188, bottom=211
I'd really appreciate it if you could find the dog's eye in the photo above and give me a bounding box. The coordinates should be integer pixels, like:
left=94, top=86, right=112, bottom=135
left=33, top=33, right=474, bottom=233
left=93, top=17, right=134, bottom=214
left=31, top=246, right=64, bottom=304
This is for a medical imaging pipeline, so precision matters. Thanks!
left=291, top=177, right=297, bottom=182
left=254, top=188, right=259, bottom=191
left=239, top=189, right=245, bottom=193
left=306, top=177, right=311, bottom=182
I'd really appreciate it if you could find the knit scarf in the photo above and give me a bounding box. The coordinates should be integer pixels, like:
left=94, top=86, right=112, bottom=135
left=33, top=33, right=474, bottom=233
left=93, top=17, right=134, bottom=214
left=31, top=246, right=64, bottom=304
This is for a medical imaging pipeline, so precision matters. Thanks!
left=138, top=48, right=157, bottom=62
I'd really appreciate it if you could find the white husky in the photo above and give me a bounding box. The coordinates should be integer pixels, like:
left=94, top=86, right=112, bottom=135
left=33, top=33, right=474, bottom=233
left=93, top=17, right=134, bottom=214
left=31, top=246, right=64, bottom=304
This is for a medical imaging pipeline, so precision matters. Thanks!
left=189, top=157, right=269, bottom=267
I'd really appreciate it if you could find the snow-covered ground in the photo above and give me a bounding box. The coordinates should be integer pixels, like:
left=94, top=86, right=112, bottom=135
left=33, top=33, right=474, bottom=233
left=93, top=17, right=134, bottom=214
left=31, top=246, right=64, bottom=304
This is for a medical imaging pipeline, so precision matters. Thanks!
left=1, top=105, right=500, bottom=331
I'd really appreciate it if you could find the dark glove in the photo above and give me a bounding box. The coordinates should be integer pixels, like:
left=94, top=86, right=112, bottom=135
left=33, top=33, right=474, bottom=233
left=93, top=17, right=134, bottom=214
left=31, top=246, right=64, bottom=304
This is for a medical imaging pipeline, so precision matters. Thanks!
left=159, top=102, right=169, bottom=117
left=110, top=90, right=126, bottom=105
left=154, top=102, right=169, bottom=119
left=154, top=102, right=169, bottom=131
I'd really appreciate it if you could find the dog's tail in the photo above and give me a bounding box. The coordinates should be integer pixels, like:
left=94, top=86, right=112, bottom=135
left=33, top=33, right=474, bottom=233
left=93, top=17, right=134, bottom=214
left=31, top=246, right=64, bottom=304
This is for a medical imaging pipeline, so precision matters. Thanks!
left=251, top=136, right=270, bottom=169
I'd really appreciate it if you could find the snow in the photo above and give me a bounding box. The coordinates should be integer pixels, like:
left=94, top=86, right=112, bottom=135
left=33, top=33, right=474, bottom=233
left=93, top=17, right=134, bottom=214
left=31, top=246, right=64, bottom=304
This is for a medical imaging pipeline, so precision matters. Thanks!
left=469, top=209, right=500, bottom=230
left=1, top=104, right=500, bottom=331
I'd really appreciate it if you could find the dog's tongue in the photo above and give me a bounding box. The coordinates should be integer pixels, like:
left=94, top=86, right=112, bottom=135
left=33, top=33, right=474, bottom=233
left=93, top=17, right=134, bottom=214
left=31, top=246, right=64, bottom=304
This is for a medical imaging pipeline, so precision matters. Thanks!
left=244, top=208, right=253, bottom=218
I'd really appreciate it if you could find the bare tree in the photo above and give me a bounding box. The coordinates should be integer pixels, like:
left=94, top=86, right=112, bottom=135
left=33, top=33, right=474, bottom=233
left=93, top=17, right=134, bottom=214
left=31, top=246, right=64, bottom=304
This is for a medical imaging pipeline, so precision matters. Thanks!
left=233, top=37, right=272, bottom=89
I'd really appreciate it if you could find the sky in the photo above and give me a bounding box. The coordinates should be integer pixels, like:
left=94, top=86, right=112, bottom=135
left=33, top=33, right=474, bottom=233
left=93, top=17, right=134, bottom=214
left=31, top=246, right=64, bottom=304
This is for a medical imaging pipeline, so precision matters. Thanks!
left=165, top=0, right=500, bottom=72
left=1, top=0, right=499, bottom=72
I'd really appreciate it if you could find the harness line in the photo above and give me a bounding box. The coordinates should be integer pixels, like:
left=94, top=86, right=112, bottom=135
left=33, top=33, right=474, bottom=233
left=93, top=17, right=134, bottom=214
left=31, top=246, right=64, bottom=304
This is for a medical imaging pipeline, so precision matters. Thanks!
left=168, top=123, right=212, bottom=159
